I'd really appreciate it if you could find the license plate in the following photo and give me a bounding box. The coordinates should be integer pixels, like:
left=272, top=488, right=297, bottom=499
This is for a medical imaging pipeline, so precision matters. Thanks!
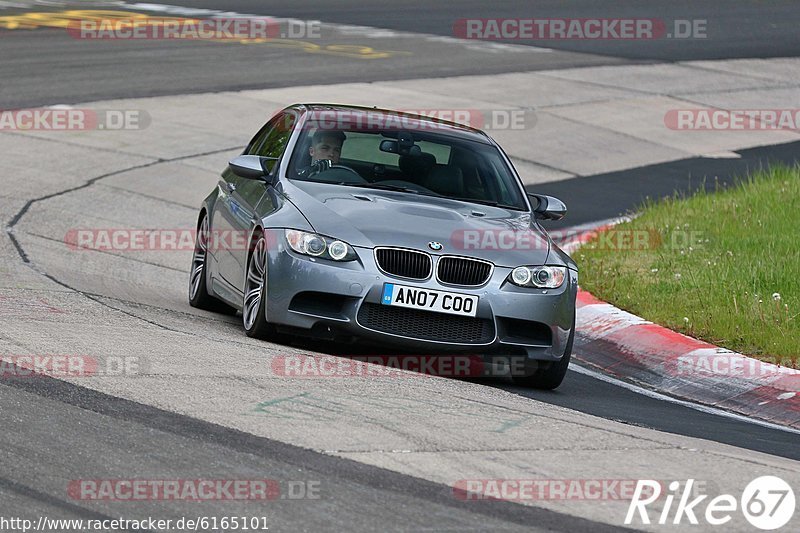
left=381, top=283, right=478, bottom=317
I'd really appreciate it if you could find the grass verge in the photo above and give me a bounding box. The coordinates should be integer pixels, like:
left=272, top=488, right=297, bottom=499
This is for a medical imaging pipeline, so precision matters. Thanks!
left=577, top=164, right=799, bottom=365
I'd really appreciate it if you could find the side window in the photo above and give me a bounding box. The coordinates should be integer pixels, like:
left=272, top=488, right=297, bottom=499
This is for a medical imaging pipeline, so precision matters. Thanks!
left=245, top=124, right=270, bottom=155
left=247, top=113, right=295, bottom=173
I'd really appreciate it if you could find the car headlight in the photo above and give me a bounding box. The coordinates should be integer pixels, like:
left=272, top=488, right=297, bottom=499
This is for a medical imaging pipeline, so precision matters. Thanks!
left=509, top=266, right=566, bottom=288
left=285, top=229, right=357, bottom=261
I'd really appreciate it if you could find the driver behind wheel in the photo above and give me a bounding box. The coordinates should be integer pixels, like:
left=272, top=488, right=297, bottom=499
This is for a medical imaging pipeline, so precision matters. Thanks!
left=309, top=129, right=346, bottom=165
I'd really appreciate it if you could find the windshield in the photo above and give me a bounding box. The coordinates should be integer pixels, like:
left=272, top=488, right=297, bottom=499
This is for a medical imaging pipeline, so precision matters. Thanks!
left=287, top=115, right=528, bottom=210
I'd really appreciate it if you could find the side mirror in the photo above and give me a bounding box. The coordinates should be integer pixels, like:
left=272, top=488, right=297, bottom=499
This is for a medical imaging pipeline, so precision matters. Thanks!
left=228, top=155, right=279, bottom=183
left=528, top=193, right=567, bottom=221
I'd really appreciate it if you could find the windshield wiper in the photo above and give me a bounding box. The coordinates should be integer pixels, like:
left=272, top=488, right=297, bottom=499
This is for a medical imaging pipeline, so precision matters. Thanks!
left=336, top=182, right=421, bottom=194
left=333, top=182, right=520, bottom=208
left=449, top=197, right=522, bottom=210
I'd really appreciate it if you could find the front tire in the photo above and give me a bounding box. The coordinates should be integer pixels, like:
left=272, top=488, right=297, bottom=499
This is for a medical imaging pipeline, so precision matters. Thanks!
left=512, top=316, right=574, bottom=390
left=189, top=213, right=236, bottom=314
left=242, top=232, right=276, bottom=339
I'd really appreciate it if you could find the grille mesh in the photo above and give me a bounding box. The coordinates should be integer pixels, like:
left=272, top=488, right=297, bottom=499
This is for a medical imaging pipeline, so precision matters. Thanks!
left=375, top=248, right=431, bottom=279
left=358, top=303, right=494, bottom=344
left=437, top=257, right=492, bottom=286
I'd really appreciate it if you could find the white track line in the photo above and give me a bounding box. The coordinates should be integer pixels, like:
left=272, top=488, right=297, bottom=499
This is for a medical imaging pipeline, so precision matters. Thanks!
left=569, top=362, right=800, bottom=436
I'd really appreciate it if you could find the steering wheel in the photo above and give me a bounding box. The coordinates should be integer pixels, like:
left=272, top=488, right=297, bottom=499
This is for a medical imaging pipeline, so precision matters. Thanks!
left=307, top=160, right=366, bottom=184
left=328, top=164, right=364, bottom=181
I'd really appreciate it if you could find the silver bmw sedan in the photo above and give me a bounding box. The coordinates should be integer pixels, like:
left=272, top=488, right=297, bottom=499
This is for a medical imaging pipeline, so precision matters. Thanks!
left=190, top=104, right=577, bottom=388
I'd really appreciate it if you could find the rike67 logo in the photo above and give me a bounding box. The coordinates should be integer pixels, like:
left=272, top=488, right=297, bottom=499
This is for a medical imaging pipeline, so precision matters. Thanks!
left=626, top=476, right=795, bottom=530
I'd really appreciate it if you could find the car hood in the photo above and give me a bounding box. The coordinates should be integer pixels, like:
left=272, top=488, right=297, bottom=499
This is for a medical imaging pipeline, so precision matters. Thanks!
left=283, top=181, right=551, bottom=267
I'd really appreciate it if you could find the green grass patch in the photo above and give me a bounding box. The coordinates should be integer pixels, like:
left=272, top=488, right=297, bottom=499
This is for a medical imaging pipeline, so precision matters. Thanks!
left=577, top=165, right=800, bottom=364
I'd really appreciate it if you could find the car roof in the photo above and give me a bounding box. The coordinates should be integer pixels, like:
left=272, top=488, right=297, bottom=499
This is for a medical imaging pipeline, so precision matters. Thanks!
left=295, top=103, right=493, bottom=145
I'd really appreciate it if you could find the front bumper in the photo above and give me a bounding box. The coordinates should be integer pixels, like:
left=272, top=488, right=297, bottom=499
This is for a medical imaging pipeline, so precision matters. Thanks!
left=263, top=229, right=577, bottom=362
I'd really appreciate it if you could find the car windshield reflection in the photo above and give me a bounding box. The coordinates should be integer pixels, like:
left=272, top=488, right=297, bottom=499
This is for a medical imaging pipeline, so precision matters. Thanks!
left=288, top=120, right=528, bottom=211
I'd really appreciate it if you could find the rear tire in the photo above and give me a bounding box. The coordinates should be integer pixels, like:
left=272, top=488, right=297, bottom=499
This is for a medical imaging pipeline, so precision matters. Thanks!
left=189, top=213, right=236, bottom=315
left=512, top=315, right=575, bottom=390
left=242, top=232, right=276, bottom=340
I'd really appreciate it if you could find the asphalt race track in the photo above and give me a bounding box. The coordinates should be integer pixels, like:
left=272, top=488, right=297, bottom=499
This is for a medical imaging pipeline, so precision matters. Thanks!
left=4, top=0, right=800, bottom=108
left=153, top=0, right=800, bottom=60
left=1, top=1, right=799, bottom=531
